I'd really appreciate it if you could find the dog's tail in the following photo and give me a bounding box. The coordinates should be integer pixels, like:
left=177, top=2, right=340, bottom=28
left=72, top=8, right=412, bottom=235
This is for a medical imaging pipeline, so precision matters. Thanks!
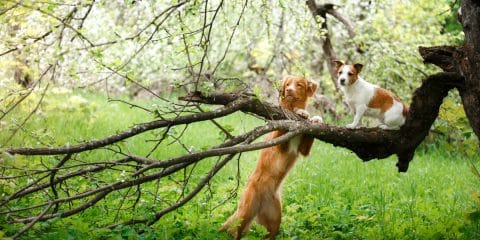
left=402, top=103, right=410, bottom=117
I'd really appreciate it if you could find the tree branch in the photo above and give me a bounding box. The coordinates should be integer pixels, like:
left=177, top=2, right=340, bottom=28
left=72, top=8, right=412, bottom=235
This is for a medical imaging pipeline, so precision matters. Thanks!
left=6, top=98, right=250, bottom=155
left=418, top=45, right=462, bottom=73
left=180, top=71, right=464, bottom=172
left=0, top=72, right=466, bottom=232
left=7, top=128, right=301, bottom=224
left=11, top=202, right=54, bottom=239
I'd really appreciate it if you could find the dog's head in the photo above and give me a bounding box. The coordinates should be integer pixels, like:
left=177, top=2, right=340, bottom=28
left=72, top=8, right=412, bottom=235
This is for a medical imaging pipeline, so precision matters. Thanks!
left=333, top=60, right=363, bottom=87
left=279, top=75, right=318, bottom=110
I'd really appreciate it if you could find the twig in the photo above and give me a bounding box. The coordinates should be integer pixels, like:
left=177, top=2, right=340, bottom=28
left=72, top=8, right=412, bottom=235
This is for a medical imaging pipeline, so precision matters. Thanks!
left=0, top=65, right=52, bottom=122
left=107, top=153, right=237, bottom=228
left=11, top=202, right=54, bottom=239
left=50, top=154, right=72, bottom=213
left=2, top=83, right=50, bottom=147
left=211, top=0, right=248, bottom=75
left=194, top=0, right=224, bottom=91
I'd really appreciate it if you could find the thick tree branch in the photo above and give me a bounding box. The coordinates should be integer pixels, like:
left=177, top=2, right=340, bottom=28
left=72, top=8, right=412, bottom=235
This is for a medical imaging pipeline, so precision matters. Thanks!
left=306, top=1, right=338, bottom=88
left=181, top=71, right=464, bottom=172
left=458, top=0, right=480, bottom=140
left=418, top=1, right=480, bottom=140
left=419, top=46, right=463, bottom=73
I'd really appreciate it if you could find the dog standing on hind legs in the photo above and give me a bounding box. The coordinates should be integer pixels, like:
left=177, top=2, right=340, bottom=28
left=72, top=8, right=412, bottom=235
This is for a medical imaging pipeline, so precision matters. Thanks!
left=219, top=76, right=323, bottom=240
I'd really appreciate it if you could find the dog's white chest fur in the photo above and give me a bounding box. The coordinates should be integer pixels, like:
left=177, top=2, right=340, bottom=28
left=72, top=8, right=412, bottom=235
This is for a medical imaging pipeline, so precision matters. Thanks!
left=287, top=135, right=302, bottom=154
left=342, top=79, right=375, bottom=108
left=341, top=78, right=378, bottom=117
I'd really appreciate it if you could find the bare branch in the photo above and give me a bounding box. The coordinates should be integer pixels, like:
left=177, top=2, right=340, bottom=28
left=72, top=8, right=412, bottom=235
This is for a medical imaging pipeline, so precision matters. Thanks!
left=419, top=45, right=462, bottom=73
left=107, top=153, right=237, bottom=228
left=0, top=65, right=52, bottom=123
left=6, top=98, right=250, bottom=155
left=211, top=0, right=248, bottom=75
left=133, top=124, right=302, bottom=176
left=11, top=202, right=54, bottom=239
left=50, top=154, right=72, bottom=213
left=2, top=83, right=50, bottom=146
left=194, top=0, right=224, bottom=91
left=10, top=0, right=95, bottom=47
left=0, top=47, right=18, bottom=57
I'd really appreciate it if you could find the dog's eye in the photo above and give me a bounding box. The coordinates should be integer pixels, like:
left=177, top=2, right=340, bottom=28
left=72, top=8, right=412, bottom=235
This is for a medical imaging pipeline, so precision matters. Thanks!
left=348, top=72, right=353, bottom=76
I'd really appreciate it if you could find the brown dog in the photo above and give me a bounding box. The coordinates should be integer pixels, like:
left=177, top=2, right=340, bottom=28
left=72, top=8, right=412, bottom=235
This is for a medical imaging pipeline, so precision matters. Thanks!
left=220, top=76, right=322, bottom=239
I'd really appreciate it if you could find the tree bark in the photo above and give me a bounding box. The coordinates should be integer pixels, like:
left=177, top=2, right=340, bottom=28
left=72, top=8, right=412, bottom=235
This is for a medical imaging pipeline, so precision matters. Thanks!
left=2, top=3, right=480, bottom=236
left=458, top=0, right=480, bottom=140
left=306, top=1, right=339, bottom=89
left=306, top=1, right=362, bottom=89
left=418, top=0, right=480, bottom=142
left=181, top=71, right=464, bottom=172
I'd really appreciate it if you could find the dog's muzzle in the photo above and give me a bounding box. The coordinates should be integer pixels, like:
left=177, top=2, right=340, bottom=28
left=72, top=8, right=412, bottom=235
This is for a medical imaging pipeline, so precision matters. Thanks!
left=339, top=78, right=346, bottom=86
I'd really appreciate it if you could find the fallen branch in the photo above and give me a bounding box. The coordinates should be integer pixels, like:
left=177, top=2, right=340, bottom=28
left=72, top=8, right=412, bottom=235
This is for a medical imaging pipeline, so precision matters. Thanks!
left=181, top=72, right=465, bottom=172
left=2, top=120, right=304, bottom=225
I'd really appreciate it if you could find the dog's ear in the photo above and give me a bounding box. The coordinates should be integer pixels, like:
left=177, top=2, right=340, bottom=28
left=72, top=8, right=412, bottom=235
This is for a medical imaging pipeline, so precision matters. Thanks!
left=307, top=80, right=318, bottom=97
left=279, top=76, right=289, bottom=97
left=354, top=63, right=364, bottom=74
left=333, top=60, right=344, bottom=72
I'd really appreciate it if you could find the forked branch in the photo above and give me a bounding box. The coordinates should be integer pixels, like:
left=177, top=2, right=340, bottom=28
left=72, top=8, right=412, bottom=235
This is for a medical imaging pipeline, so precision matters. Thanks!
left=181, top=71, right=464, bottom=172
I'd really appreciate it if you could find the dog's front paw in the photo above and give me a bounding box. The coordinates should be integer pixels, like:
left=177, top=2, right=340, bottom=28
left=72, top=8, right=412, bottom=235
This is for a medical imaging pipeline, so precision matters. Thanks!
left=346, top=123, right=358, bottom=128
left=294, top=108, right=310, bottom=119
left=310, top=115, right=323, bottom=124
left=378, top=124, right=399, bottom=130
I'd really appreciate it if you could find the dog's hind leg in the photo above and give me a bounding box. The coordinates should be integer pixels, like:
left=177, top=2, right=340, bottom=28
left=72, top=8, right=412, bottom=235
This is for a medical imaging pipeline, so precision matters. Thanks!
left=233, top=207, right=257, bottom=239
left=221, top=188, right=261, bottom=239
left=220, top=208, right=257, bottom=239
left=256, top=194, right=282, bottom=240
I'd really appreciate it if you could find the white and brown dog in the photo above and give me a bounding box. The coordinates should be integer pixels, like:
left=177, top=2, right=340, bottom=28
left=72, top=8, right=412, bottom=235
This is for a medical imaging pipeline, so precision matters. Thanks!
left=334, top=61, right=409, bottom=129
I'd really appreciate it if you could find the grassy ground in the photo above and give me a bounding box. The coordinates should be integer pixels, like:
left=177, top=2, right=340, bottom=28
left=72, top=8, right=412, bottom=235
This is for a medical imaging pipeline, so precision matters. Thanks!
left=1, top=89, right=480, bottom=239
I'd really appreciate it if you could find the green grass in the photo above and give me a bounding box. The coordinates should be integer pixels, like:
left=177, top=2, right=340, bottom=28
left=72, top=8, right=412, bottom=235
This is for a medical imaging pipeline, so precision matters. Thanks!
left=1, top=89, right=480, bottom=239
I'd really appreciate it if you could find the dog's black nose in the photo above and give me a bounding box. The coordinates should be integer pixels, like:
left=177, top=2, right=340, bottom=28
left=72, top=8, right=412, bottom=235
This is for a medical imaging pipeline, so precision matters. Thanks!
left=340, top=78, right=346, bottom=85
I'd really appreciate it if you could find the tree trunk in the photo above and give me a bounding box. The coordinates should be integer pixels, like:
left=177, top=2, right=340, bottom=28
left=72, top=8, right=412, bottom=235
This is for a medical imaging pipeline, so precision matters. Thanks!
left=419, top=0, right=480, bottom=142
left=10, top=25, right=32, bottom=88
left=306, top=1, right=339, bottom=89
left=458, top=0, right=480, bottom=140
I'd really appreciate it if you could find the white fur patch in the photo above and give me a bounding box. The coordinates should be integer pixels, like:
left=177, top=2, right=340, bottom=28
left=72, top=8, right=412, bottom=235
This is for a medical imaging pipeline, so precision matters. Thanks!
left=288, top=135, right=302, bottom=154
left=383, top=100, right=406, bottom=129
left=310, top=115, right=323, bottom=124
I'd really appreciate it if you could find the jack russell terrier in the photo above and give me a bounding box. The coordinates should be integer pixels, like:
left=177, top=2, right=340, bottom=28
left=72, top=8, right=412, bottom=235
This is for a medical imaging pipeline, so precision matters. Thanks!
left=333, top=61, right=409, bottom=130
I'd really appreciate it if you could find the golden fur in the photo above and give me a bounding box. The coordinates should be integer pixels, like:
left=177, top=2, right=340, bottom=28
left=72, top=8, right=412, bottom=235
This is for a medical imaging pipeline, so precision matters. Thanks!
left=220, top=76, right=319, bottom=239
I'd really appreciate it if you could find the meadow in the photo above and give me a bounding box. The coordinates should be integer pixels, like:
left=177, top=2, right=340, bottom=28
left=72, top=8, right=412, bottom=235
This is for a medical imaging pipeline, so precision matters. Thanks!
left=1, top=89, right=480, bottom=239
